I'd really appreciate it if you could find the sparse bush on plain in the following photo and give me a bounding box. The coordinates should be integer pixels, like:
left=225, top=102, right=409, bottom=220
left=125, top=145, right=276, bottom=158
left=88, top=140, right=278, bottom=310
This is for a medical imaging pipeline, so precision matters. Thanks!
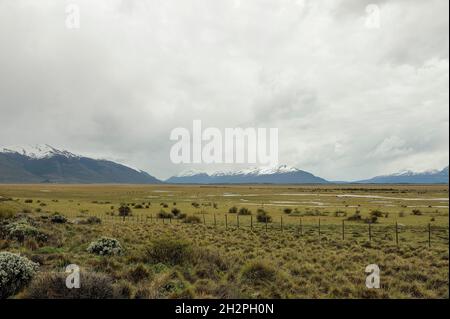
left=238, top=207, right=251, bottom=215
left=50, top=214, right=67, bottom=224
left=157, top=210, right=174, bottom=219
left=4, top=220, right=48, bottom=242
left=228, top=206, right=238, bottom=214
left=256, top=209, right=272, bottom=223
left=87, top=237, right=123, bottom=256
left=283, top=208, right=292, bottom=214
left=0, top=252, right=39, bottom=299
left=183, top=215, right=201, bottom=224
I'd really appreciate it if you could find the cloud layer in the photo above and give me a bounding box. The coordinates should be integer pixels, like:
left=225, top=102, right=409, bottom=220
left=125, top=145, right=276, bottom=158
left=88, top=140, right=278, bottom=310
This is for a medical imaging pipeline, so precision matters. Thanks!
left=0, top=0, right=448, bottom=180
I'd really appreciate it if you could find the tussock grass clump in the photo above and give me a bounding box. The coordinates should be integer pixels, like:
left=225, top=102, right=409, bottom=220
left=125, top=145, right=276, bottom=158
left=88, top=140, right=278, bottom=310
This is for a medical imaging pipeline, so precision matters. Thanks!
left=126, top=264, right=152, bottom=283
left=240, top=260, right=277, bottom=285
left=0, top=207, right=14, bottom=220
left=24, top=271, right=118, bottom=299
left=87, top=237, right=123, bottom=256
left=0, top=252, right=39, bottom=299
left=145, top=239, right=192, bottom=266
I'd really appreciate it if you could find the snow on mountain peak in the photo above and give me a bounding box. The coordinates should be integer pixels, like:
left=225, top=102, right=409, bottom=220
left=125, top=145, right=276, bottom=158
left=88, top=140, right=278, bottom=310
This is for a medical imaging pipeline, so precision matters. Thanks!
left=207, top=165, right=300, bottom=177
left=1, top=144, right=79, bottom=159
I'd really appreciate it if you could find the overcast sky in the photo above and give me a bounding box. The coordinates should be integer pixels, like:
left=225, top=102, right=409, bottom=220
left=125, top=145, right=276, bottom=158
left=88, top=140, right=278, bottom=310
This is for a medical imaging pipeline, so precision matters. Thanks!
left=0, top=0, right=448, bottom=180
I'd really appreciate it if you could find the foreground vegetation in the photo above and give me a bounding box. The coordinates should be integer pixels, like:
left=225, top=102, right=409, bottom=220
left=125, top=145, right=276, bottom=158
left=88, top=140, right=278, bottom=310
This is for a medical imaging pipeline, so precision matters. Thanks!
left=0, top=184, right=448, bottom=299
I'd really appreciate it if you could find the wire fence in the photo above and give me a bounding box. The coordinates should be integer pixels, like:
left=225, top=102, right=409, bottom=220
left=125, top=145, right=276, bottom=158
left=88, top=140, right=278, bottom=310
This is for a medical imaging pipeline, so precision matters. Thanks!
left=63, top=210, right=450, bottom=248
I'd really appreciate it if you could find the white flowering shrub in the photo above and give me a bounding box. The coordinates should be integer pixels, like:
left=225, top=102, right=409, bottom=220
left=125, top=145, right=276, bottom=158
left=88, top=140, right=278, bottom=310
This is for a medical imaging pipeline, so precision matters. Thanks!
left=0, top=252, right=39, bottom=299
left=4, top=220, right=48, bottom=242
left=87, top=237, right=123, bottom=256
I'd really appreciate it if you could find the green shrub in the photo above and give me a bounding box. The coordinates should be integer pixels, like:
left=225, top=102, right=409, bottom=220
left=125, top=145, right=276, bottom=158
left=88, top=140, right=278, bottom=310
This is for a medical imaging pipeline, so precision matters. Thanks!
left=412, top=209, right=423, bottom=216
left=146, top=239, right=192, bottom=265
left=87, top=237, right=123, bottom=256
left=256, top=209, right=272, bottom=223
left=370, top=210, right=384, bottom=218
left=238, top=207, right=251, bottom=215
left=0, top=252, right=39, bottom=299
left=50, top=214, right=67, bottom=224
left=4, top=220, right=48, bottom=242
left=24, top=199, right=33, bottom=203
left=228, top=206, right=238, bottom=214
left=283, top=208, right=292, bottom=214
left=118, top=205, right=131, bottom=218
left=157, top=210, right=174, bottom=219
left=171, top=208, right=181, bottom=216
left=347, top=211, right=362, bottom=221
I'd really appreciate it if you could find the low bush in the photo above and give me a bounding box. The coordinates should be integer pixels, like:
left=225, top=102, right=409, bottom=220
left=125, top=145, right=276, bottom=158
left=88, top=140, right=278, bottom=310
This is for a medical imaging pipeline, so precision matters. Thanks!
left=370, top=210, right=384, bottom=218
left=87, top=237, right=123, bottom=256
left=171, top=208, right=181, bottom=216
left=50, top=214, right=67, bottom=224
left=157, top=210, right=174, bottom=219
left=183, top=215, right=201, bottom=224
left=256, top=209, right=272, bottom=223
left=412, top=209, right=423, bottom=216
left=0, top=252, right=39, bottom=299
left=228, top=206, right=238, bottom=214
left=238, top=207, right=251, bottom=215
left=4, top=220, right=48, bottom=242
left=347, top=211, right=362, bottom=221
left=283, top=208, right=292, bottom=214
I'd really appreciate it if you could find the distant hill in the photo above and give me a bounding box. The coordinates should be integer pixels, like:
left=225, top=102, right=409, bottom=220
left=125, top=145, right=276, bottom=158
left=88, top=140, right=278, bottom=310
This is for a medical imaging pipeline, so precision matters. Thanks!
left=166, top=165, right=329, bottom=184
left=356, top=166, right=449, bottom=184
left=0, top=144, right=161, bottom=184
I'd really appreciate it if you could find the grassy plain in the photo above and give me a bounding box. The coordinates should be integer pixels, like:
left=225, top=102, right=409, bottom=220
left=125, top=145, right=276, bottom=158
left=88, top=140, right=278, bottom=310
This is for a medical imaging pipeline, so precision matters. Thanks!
left=0, top=184, right=448, bottom=298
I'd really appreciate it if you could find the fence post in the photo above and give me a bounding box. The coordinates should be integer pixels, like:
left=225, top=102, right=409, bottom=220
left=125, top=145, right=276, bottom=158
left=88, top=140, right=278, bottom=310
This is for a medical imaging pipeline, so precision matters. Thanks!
left=265, top=217, right=268, bottom=232
left=395, top=221, right=399, bottom=246
left=342, top=220, right=345, bottom=240
left=225, top=214, right=228, bottom=230
left=428, top=223, right=431, bottom=248
left=237, top=215, right=240, bottom=228
left=281, top=216, right=283, bottom=232
left=318, top=218, right=321, bottom=239
left=369, top=221, right=372, bottom=242
left=250, top=215, right=253, bottom=230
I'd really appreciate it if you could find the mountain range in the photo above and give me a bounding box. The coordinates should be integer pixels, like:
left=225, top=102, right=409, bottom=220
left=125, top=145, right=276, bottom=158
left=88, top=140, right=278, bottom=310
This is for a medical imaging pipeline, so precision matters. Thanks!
left=0, top=145, right=160, bottom=184
left=356, top=166, right=449, bottom=184
left=0, top=145, right=448, bottom=184
left=166, top=165, right=328, bottom=184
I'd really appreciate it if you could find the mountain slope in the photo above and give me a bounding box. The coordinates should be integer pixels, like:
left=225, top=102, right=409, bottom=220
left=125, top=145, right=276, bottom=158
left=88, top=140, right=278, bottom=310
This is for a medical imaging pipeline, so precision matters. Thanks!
left=0, top=144, right=161, bottom=184
left=166, top=165, right=329, bottom=184
left=357, top=166, right=449, bottom=184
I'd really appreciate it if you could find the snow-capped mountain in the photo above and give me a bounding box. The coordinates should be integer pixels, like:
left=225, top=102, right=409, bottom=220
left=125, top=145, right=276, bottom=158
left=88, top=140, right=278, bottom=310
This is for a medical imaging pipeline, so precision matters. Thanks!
left=0, top=144, right=161, bottom=184
left=357, top=166, right=449, bottom=184
left=1, top=144, right=79, bottom=159
left=166, top=165, right=329, bottom=184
